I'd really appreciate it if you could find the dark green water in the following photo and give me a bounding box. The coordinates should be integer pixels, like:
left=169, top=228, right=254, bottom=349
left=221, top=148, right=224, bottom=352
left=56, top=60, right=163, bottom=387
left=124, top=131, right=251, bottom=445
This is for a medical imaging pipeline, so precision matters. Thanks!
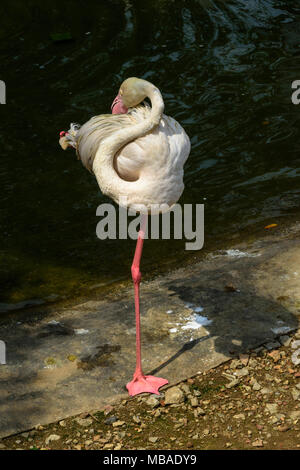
left=1, top=0, right=300, bottom=308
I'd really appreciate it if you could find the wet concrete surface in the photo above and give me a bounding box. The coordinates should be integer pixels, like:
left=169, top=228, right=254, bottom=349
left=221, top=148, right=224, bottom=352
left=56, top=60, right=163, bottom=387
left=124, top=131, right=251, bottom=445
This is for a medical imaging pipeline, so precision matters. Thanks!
left=0, top=223, right=300, bottom=438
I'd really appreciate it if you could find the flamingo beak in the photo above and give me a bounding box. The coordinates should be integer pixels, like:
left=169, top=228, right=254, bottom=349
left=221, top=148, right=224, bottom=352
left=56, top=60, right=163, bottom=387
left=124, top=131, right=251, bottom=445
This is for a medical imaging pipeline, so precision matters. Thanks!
left=111, top=93, right=128, bottom=114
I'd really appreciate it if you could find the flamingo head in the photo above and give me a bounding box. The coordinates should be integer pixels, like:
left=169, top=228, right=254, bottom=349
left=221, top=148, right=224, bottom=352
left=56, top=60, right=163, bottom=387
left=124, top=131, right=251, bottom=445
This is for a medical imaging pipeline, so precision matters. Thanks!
left=111, top=77, right=150, bottom=114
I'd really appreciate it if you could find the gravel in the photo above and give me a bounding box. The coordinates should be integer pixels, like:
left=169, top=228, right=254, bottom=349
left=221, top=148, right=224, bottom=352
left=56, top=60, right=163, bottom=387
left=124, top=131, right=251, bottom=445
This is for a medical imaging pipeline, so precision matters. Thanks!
left=1, top=329, right=300, bottom=450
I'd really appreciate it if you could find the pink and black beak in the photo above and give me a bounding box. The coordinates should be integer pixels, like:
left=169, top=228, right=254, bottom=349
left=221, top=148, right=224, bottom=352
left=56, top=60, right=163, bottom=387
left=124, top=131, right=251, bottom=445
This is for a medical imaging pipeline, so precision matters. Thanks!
left=59, top=130, right=69, bottom=150
left=111, top=93, right=128, bottom=114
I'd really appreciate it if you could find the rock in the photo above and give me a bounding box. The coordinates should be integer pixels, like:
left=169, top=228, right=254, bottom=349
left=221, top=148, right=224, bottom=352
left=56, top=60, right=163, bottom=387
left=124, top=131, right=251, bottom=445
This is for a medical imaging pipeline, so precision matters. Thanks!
left=252, top=381, right=262, bottom=391
left=291, top=388, right=300, bottom=401
left=104, top=416, right=118, bottom=425
left=291, top=340, right=300, bottom=349
left=35, top=424, right=44, bottom=431
left=146, top=396, right=160, bottom=408
left=291, top=350, right=300, bottom=366
left=203, top=428, right=210, bottom=436
left=233, top=413, right=245, bottom=420
left=164, top=386, right=184, bottom=405
left=289, top=411, right=300, bottom=421
left=132, top=415, right=141, bottom=424
left=149, top=437, right=158, bottom=443
left=75, top=417, right=93, bottom=426
left=268, top=350, right=281, bottom=362
left=230, top=359, right=242, bottom=369
left=103, top=443, right=114, bottom=449
left=265, top=403, right=278, bottom=414
left=197, top=407, right=206, bottom=416
left=112, top=421, right=125, bottom=427
left=45, top=434, right=61, bottom=445
left=279, top=335, right=292, bottom=346
left=85, top=439, right=93, bottom=446
left=190, top=397, right=198, bottom=407
left=234, top=368, right=249, bottom=377
left=226, top=379, right=239, bottom=389
left=269, top=416, right=280, bottom=425
left=261, top=387, right=272, bottom=395
left=59, top=420, right=66, bottom=427
left=180, top=383, right=190, bottom=394
left=252, top=439, right=263, bottom=447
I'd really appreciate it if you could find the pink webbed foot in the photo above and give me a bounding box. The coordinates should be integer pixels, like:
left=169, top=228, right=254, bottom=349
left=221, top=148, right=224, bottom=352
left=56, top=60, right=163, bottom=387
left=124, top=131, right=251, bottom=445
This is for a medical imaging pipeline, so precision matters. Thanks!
left=126, top=373, right=168, bottom=396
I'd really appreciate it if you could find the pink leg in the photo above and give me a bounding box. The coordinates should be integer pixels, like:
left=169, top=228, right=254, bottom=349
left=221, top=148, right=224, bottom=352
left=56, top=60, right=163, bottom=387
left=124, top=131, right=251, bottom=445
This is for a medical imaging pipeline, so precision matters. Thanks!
left=126, top=214, right=168, bottom=396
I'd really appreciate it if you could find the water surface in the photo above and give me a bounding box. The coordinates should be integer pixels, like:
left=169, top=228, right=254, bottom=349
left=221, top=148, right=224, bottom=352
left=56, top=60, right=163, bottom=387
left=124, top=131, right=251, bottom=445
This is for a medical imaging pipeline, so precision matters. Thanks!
left=1, top=0, right=300, bottom=307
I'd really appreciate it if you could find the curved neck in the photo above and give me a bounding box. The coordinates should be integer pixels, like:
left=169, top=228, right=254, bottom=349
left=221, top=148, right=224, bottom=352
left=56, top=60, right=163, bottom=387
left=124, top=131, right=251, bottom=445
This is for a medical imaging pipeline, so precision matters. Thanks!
left=107, top=84, right=164, bottom=155
left=92, top=83, right=164, bottom=203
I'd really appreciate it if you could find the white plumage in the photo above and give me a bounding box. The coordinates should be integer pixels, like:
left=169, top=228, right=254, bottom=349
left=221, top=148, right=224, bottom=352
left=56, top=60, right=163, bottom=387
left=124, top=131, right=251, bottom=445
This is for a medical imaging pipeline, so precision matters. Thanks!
left=60, top=78, right=190, bottom=213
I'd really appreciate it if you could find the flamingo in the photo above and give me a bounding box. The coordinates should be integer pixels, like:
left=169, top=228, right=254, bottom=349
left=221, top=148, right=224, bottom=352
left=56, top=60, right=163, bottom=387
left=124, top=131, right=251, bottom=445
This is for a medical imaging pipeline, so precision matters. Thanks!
left=59, top=77, right=191, bottom=396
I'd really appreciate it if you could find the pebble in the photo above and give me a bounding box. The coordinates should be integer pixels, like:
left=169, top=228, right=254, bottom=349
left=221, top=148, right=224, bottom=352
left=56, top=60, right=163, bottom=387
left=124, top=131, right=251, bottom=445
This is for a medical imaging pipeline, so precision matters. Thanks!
left=75, top=417, right=93, bottom=427
left=291, top=350, right=300, bottom=366
left=112, top=421, right=125, bottom=427
left=261, top=387, right=272, bottom=395
left=180, top=384, right=190, bottom=394
left=234, top=368, right=249, bottom=377
left=164, top=386, right=184, bottom=405
left=268, top=350, right=281, bottom=362
left=226, top=378, right=239, bottom=389
left=230, top=359, right=242, bottom=369
left=291, top=388, right=300, bottom=401
left=252, top=381, right=262, bottom=391
left=104, top=416, right=118, bottom=425
left=279, top=335, right=292, bottom=346
left=290, top=411, right=300, bottom=421
left=190, top=397, right=198, bottom=407
left=132, top=416, right=141, bottom=424
left=45, top=434, right=61, bottom=445
left=233, top=413, right=245, bottom=420
left=252, top=439, right=263, bottom=447
left=145, top=396, right=160, bottom=408
left=265, top=403, right=278, bottom=415
left=148, top=437, right=158, bottom=443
